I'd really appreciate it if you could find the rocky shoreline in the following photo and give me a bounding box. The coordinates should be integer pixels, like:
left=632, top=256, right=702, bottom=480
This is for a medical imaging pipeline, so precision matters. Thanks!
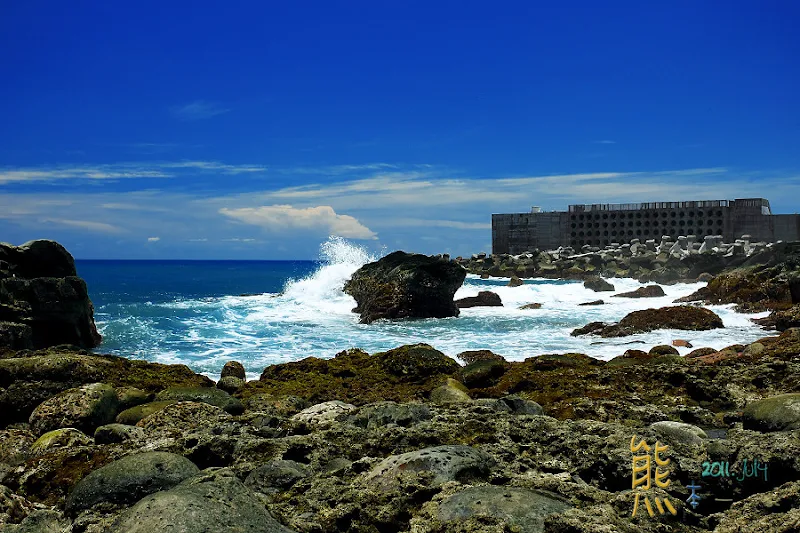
left=1, top=240, right=799, bottom=532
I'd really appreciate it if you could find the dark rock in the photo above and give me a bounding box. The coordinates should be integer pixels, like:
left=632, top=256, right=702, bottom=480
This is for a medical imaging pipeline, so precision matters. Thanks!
left=742, top=393, right=800, bottom=432
left=343, top=251, right=466, bottom=323
left=572, top=306, right=724, bottom=337
left=347, top=401, right=432, bottom=429
left=0, top=350, right=212, bottom=426
left=3, top=240, right=77, bottom=279
left=578, top=300, right=604, bottom=306
left=28, top=383, right=119, bottom=436
left=648, top=345, right=680, bottom=356
left=455, top=291, right=503, bottom=308
left=686, top=347, right=717, bottom=358
left=107, top=469, right=296, bottom=533
left=754, top=305, right=800, bottom=332
left=136, top=402, right=232, bottom=434
left=114, top=387, right=153, bottom=411
left=155, top=387, right=244, bottom=415
left=216, top=376, right=245, bottom=394
left=244, top=459, right=309, bottom=493
left=460, top=359, right=507, bottom=388
left=456, top=350, right=506, bottom=365
left=518, top=302, right=543, bottom=309
left=500, top=395, right=544, bottom=415
left=507, top=275, right=524, bottom=287
left=220, top=361, right=246, bottom=380
left=94, top=423, right=145, bottom=444
left=583, top=276, right=615, bottom=292
left=436, top=486, right=571, bottom=532
left=612, top=284, right=666, bottom=298
left=66, top=451, right=200, bottom=514
left=2, top=509, right=69, bottom=532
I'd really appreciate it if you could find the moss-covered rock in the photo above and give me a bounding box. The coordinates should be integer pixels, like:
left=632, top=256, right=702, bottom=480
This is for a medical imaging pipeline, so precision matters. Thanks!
left=456, top=350, right=506, bottom=365
left=245, top=345, right=459, bottom=405
left=65, top=451, right=200, bottom=515
left=155, top=387, right=244, bottom=415
left=28, top=383, right=118, bottom=436
left=743, top=393, right=800, bottom=432
left=459, top=359, right=507, bottom=388
left=115, top=400, right=177, bottom=425
left=572, top=306, right=724, bottom=337
left=30, top=428, right=92, bottom=456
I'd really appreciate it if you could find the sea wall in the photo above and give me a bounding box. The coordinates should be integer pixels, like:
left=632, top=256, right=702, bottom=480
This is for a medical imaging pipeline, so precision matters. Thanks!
left=453, top=236, right=800, bottom=284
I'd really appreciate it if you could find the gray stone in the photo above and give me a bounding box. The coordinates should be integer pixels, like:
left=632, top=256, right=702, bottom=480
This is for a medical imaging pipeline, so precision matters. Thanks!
left=743, top=393, right=800, bottom=432
left=28, top=383, right=119, bottom=436
left=244, top=459, right=309, bottom=493
left=155, top=387, right=244, bottom=415
left=3, top=509, right=69, bottom=533
left=347, top=402, right=432, bottom=430
left=501, top=395, right=544, bottom=415
left=649, top=421, right=708, bottom=446
left=114, top=387, right=153, bottom=411
left=291, top=400, right=357, bottom=425
left=107, top=469, right=295, bottom=533
left=437, top=486, right=571, bottom=532
left=364, top=445, right=493, bottom=490
left=66, top=451, right=200, bottom=514
left=216, top=376, right=244, bottom=394
left=430, top=383, right=472, bottom=404
left=94, top=423, right=145, bottom=444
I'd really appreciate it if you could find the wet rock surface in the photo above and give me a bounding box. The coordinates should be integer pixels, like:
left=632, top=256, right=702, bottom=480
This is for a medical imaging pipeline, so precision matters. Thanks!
left=572, top=305, right=724, bottom=337
left=455, top=291, right=503, bottom=308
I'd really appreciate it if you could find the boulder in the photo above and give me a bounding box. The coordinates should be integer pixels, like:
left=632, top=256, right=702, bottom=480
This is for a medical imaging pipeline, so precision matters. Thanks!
left=742, top=393, right=800, bottom=432
left=649, top=421, right=707, bottom=446
left=347, top=402, right=432, bottom=430
left=244, top=459, right=309, bottom=493
left=216, top=376, right=245, bottom=394
left=648, top=345, right=680, bottom=356
left=583, top=276, right=615, bottom=292
left=686, top=347, right=717, bottom=359
left=220, top=361, right=246, bottom=380
left=460, top=359, right=507, bottom=388
left=430, top=379, right=472, bottom=404
left=572, top=306, right=724, bottom=337
left=136, top=402, right=232, bottom=434
left=114, top=387, right=153, bottom=411
left=94, top=423, right=145, bottom=444
left=436, top=486, right=571, bottom=532
left=30, top=428, right=92, bottom=455
left=518, top=302, right=543, bottom=310
left=455, top=291, right=503, bottom=308
left=363, top=445, right=493, bottom=490
left=2, top=509, right=69, bottom=532
left=155, top=387, right=244, bottom=414
left=507, top=275, right=524, bottom=287
left=456, top=350, right=506, bottom=365
left=28, top=383, right=119, bottom=436
left=116, top=400, right=177, bottom=425
left=672, top=339, right=693, bottom=348
left=291, top=400, right=357, bottom=425
left=578, top=300, right=604, bottom=306
left=107, top=469, right=295, bottom=533
left=612, top=284, right=666, bottom=298
left=66, top=452, right=200, bottom=514
left=343, top=251, right=466, bottom=323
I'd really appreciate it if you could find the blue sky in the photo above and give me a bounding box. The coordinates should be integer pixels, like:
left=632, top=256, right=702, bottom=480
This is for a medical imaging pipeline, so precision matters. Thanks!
left=1, top=1, right=798, bottom=259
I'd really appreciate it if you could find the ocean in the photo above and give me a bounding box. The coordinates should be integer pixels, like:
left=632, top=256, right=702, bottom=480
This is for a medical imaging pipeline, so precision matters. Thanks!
left=79, top=237, right=776, bottom=380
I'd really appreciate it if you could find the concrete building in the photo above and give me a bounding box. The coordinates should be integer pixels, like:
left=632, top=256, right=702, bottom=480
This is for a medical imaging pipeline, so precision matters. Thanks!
left=492, top=198, right=800, bottom=254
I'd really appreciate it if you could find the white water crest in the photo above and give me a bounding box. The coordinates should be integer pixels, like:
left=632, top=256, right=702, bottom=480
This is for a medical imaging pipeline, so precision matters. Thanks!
left=96, top=237, right=777, bottom=378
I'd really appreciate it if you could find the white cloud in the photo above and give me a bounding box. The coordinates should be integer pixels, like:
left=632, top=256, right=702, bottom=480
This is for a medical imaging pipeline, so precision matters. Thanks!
left=165, top=161, right=267, bottom=174
left=380, top=218, right=492, bottom=230
left=147, top=236, right=160, bottom=242
left=170, top=100, right=230, bottom=120
left=219, top=205, right=377, bottom=240
left=40, top=218, right=124, bottom=234
left=0, top=167, right=171, bottom=184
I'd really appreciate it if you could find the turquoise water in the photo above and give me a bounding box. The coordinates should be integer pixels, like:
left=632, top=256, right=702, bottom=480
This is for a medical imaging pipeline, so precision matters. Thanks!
left=79, top=238, right=775, bottom=379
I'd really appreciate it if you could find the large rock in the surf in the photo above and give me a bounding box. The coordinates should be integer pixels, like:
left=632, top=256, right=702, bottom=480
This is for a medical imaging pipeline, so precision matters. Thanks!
left=0, top=240, right=101, bottom=350
left=455, top=291, right=503, bottom=308
left=571, top=305, right=723, bottom=337
left=343, top=251, right=467, bottom=323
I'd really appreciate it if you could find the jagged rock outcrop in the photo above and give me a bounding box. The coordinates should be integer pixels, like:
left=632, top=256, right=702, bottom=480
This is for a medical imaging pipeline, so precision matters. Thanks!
left=0, top=240, right=101, bottom=350
left=612, top=284, right=665, bottom=298
left=343, top=251, right=466, bottom=323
